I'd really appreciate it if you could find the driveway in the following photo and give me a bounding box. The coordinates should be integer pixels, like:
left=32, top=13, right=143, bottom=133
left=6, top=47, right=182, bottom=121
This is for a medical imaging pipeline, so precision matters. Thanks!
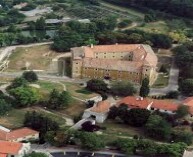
left=150, top=59, right=179, bottom=96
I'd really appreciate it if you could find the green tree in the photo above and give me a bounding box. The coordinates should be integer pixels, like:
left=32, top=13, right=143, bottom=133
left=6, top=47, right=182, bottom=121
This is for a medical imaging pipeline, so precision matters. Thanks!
left=145, top=115, right=172, bottom=140
left=24, top=152, right=48, bottom=157
left=140, top=78, right=150, bottom=97
left=172, top=131, right=193, bottom=145
left=179, top=79, right=193, bottom=96
left=58, top=91, right=72, bottom=108
left=35, top=17, right=46, bottom=30
left=7, top=77, right=28, bottom=90
left=0, top=99, right=11, bottom=116
left=78, top=132, right=105, bottom=150
left=9, top=87, right=40, bottom=107
left=52, top=26, right=83, bottom=52
left=111, top=81, right=137, bottom=96
left=176, top=105, right=189, bottom=118
left=4, top=33, right=15, bottom=46
left=123, top=108, right=150, bottom=127
left=86, top=79, right=108, bottom=92
left=47, top=89, right=60, bottom=109
left=22, top=71, right=38, bottom=82
left=0, top=33, right=4, bottom=47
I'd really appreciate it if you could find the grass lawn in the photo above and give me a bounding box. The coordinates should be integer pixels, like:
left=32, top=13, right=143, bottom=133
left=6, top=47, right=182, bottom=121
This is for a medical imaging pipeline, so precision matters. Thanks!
left=0, top=107, right=66, bottom=129
left=36, top=80, right=64, bottom=99
left=60, top=99, right=86, bottom=118
left=6, top=45, right=58, bottom=72
left=100, top=119, right=144, bottom=138
left=138, top=21, right=170, bottom=34
left=152, top=73, right=169, bottom=88
left=64, top=82, right=98, bottom=100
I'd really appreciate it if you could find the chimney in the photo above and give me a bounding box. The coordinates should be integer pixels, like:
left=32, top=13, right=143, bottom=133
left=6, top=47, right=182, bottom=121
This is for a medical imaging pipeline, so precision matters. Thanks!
left=91, top=44, right=94, bottom=48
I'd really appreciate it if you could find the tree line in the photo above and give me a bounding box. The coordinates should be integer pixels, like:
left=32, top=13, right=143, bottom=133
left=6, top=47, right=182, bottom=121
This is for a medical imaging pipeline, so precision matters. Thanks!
left=104, top=0, right=193, bottom=19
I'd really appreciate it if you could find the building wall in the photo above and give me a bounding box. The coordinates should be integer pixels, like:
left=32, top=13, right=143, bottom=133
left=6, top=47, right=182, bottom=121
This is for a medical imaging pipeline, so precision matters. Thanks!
left=72, top=59, right=82, bottom=78
left=83, top=110, right=108, bottom=123
left=10, top=133, right=39, bottom=142
left=82, top=67, right=142, bottom=84
left=94, top=51, right=133, bottom=60
left=151, top=108, right=175, bottom=114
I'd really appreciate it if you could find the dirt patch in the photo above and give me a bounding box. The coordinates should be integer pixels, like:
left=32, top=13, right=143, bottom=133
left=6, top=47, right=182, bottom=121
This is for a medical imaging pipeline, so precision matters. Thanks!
left=7, top=45, right=59, bottom=71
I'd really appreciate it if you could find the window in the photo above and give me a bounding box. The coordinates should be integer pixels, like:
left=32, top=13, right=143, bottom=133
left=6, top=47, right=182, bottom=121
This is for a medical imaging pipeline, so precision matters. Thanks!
left=95, top=68, right=98, bottom=71
left=113, top=56, right=115, bottom=58
left=96, top=56, right=98, bottom=58
left=76, top=62, right=78, bottom=64
left=104, top=56, right=106, bottom=58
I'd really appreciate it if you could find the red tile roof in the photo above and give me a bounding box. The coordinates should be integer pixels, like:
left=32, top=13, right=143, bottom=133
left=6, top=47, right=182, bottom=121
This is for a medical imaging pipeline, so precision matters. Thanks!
left=151, top=100, right=178, bottom=112
left=90, top=100, right=111, bottom=113
left=0, top=154, right=7, bottom=157
left=117, top=96, right=152, bottom=109
left=0, top=141, right=22, bottom=155
left=0, top=127, right=39, bottom=141
left=183, top=97, right=193, bottom=107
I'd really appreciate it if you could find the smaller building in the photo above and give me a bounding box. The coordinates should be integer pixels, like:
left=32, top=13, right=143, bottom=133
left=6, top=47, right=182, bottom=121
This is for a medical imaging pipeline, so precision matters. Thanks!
left=83, top=100, right=111, bottom=123
left=0, top=127, right=39, bottom=142
left=117, top=96, right=153, bottom=110
left=117, top=96, right=179, bottom=115
left=0, top=141, right=30, bottom=157
left=151, top=100, right=178, bottom=114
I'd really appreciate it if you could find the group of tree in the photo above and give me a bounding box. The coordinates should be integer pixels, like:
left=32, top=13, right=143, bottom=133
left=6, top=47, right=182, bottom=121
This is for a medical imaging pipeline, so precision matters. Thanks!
left=108, top=105, right=150, bottom=127
left=145, top=114, right=193, bottom=145
left=7, top=71, right=40, bottom=107
left=24, top=111, right=60, bottom=142
left=105, top=0, right=193, bottom=19
left=0, top=91, right=12, bottom=116
left=47, top=89, right=72, bottom=109
left=24, top=152, right=47, bottom=157
left=172, top=42, right=193, bottom=96
left=114, top=138, right=187, bottom=157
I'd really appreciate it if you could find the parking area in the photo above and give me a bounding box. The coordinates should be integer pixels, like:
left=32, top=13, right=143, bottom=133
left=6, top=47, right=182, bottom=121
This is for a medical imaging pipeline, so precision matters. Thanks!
left=51, top=152, right=126, bottom=157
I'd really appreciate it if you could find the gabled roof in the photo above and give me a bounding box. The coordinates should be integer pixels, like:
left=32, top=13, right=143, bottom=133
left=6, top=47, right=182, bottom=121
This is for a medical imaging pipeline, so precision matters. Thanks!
left=90, top=100, right=111, bottom=113
left=0, top=127, right=39, bottom=141
left=183, top=97, right=193, bottom=107
left=117, top=96, right=152, bottom=109
left=0, top=141, right=22, bottom=155
left=151, top=100, right=178, bottom=112
left=183, top=150, right=193, bottom=157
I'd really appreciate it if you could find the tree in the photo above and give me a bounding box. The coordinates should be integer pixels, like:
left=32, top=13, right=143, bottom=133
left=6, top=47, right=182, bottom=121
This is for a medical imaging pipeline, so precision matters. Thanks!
left=108, top=106, right=118, bottom=119
left=24, top=111, right=60, bottom=141
left=86, top=79, right=108, bottom=92
left=35, top=17, right=46, bottom=30
left=176, top=105, right=189, bottom=118
left=9, top=87, right=40, bottom=107
left=166, top=91, right=179, bottom=99
left=145, top=115, right=172, bottom=140
left=139, top=78, right=150, bottom=97
left=47, top=89, right=60, bottom=109
left=47, top=89, right=72, bottom=109
left=179, top=79, right=193, bottom=96
left=111, top=81, right=137, bottom=96
left=7, top=77, right=28, bottom=90
left=52, top=26, right=83, bottom=52
left=123, top=108, right=150, bottom=127
left=24, top=152, right=48, bottom=157
left=78, top=132, right=105, bottom=150
left=0, top=99, right=11, bottom=116
left=22, top=71, right=38, bottom=82
left=172, top=131, right=193, bottom=145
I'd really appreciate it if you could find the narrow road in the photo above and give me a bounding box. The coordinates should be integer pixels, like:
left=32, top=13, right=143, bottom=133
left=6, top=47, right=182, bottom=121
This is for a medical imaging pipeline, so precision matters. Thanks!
left=150, top=59, right=179, bottom=96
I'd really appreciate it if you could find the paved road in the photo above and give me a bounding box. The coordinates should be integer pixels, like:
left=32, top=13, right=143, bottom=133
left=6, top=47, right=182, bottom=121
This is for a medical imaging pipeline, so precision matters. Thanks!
left=150, top=59, right=179, bottom=96
left=0, top=42, right=53, bottom=62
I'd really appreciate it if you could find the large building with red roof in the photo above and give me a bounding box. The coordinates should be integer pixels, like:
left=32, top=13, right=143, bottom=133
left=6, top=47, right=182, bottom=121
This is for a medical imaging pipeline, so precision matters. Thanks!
left=71, top=44, right=158, bottom=85
left=0, top=127, right=39, bottom=142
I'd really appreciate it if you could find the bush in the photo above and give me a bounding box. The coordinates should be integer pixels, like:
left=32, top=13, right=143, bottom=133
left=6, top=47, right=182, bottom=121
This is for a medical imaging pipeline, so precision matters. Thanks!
left=166, top=91, right=179, bottom=99
left=22, top=71, right=38, bottom=82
